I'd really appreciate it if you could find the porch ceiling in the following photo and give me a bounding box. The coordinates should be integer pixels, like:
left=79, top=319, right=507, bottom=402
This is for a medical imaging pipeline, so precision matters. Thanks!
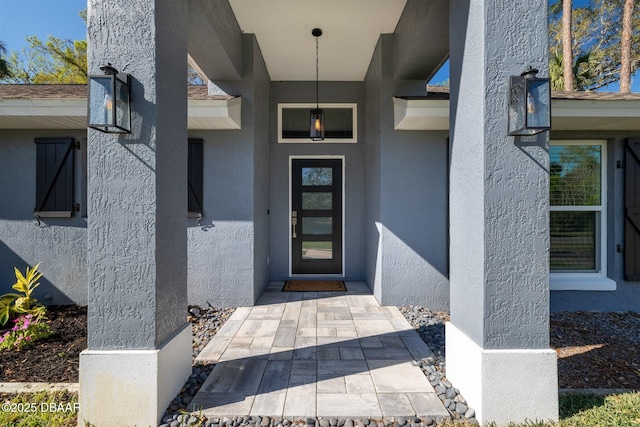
left=228, top=0, right=407, bottom=81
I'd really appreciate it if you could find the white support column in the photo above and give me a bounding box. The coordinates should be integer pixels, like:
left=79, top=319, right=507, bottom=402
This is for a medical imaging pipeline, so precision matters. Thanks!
left=447, top=0, right=558, bottom=424
left=80, top=1, right=191, bottom=425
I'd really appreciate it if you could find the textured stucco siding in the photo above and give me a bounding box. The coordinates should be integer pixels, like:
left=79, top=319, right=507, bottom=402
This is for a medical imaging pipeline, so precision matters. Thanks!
left=365, top=35, right=450, bottom=310
left=449, top=0, right=551, bottom=349
left=0, top=130, right=87, bottom=305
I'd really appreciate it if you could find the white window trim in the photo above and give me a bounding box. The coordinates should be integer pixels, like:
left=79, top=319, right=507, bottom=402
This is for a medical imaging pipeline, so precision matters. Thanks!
left=277, top=103, right=357, bottom=143
left=549, top=140, right=616, bottom=291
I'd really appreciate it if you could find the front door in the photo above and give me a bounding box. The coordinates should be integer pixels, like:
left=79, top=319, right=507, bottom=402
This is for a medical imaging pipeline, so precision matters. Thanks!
left=291, top=159, right=343, bottom=274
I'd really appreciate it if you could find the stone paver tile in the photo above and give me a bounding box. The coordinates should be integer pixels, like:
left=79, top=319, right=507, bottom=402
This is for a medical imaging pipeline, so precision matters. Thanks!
left=200, top=359, right=268, bottom=393
left=294, top=336, right=316, bottom=348
left=291, top=360, right=316, bottom=375
left=351, top=312, right=387, bottom=320
left=268, top=304, right=286, bottom=314
left=269, top=347, right=294, bottom=360
left=339, top=347, right=365, bottom=360
left=251, top=336, right=275, bottom=350
left=299, top=311, right=317, bottom=328
left=282, top=304, right=301, bottom=321
left=336, top=327, right=358, bottom=337
left=283, top=375, right=316, bottom=417
left=317, top=312, right=334, bottom=321
left=317, top=360, right=369, bottom=376
left=218, top=346, right=270, bottom=362
left=333, top=310, right=352, bottom=320
left=367, top=360, right=434, bottom=393
left=344, top=374, right=376, bottom=394
left=302, top=292, right=318, bottom=300
left=296, top=327, right=316, bottom=337
left=195, top=336, right=232, bottom=363
left=354, top=319, right=396, bottom=337
left=273, top=327, right=297, bottom=347
left=280, top=320, right=298, bottom=328
left=317, top=393, right=381, bottom=418
left=378, top=393, right=416, bottom=417
left=247, top=311, right=283, bottom=320
left=236, top=320, right=280, bottom=337
left=316, top=320, right=354, bottom=328
left=258, top=360, right=291, bottom=393
left=317, top=347, right=340, bottom=360
left=366, top=305, right=383, bottom=314
left=380, top=334, right=403, bottom=347
left=359, top=337, right=383, bottom=348
left=380, top=306, right=406, bottom=320
left=317, top=300, right=334, bottom=307
left=194, top=392, right=255, bottom=417
left=391, top=319, right=416, bottom=335
left=362, top=346, right=413, bottom=361
left=400, top=335, right=435, bottom=361
left=287, top=292, right=304, bottom=302
left=346, top=295, right=379, bottom=307
left=250, top=393, right=286, bottom=416
left=349, top=306, right=367, bottom=314
left=228, top=337, right=253, bottom=348
left=317, top=336, right=361, bottom=348
left=344, top=282, right=370, bottom=294
left=317, top=327, right=336, bottom=337
left=293, top=346, right=317, bottom=360
left=214, top=320, right=245, bottom=338
left=251, top=306, right=270, bottom=314
left=228, top=307, right=252, bottom=322
left=317, top=375, right=346, bottom=393
left=332, top=299, right=348, bottom=308
left=407, top=393, right=451, bottom=417
left=266, top=281, right=285, bottom=291
left=293, top=336, right=316, bottom=360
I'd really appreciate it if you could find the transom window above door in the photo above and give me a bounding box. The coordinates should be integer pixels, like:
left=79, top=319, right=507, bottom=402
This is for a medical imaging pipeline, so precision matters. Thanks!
left=278, top=103, right=357, bottom=143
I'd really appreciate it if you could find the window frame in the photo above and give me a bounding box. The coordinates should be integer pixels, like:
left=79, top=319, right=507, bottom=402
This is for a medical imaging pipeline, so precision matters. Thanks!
left=549, top=139, right=615, bottom=291
left=277, top=103, right=358, bottom=143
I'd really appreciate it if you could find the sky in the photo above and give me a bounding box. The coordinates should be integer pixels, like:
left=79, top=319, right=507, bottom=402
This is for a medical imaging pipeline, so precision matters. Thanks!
left=0, top=0, right=637, bottom=92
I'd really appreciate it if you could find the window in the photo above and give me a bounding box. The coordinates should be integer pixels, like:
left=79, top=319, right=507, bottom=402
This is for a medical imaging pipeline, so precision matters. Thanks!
left=549, top=140, right=615, bottom=290
left=34, top=137, right=75, bottom=217
left=278, top=103, right=357, bottom=143
left=188, top=138, right=203, bottom=216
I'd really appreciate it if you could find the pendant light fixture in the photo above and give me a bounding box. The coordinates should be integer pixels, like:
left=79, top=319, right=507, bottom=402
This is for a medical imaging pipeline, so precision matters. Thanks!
left=310, top=28, right=325, bottom=141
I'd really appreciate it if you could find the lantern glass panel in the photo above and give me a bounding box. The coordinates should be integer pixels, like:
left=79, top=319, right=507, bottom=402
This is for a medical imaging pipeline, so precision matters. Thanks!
left=310, top=109, right=325, bottom=141
left=115, top=76, right=130, bottom=131
left=88, top=76, right=114, bottom=128
left=526, top=79, right=550, bottom=129
left=508, top=77, right=526, bottom=135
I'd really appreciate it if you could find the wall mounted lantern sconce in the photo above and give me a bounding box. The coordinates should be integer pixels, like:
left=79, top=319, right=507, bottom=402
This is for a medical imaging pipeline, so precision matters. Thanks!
left=88, top=64, right=131, bottom=133
left=508, top=67, right=551, bottom=136
left=310, top=28, right=325, bottom=141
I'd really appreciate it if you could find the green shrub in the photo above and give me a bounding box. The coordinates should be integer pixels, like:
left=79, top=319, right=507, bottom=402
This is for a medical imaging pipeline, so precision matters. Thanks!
left=0, top=263, right=47, bottom=325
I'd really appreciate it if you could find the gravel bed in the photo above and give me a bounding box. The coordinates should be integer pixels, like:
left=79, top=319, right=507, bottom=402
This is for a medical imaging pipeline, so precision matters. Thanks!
left=398, top=306, right=478, bottom=425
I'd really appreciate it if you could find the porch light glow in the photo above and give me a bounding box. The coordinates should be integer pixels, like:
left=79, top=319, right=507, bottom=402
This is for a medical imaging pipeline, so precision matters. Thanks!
left=88, top=64, right=131, bottom=133
left=508, top=67, right=551, bottom=136
left=310, top=28, right=325, bottom=141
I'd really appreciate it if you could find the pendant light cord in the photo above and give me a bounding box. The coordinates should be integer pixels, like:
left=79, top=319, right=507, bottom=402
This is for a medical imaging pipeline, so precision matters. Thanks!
left=315, top=35, right=319, bottom=109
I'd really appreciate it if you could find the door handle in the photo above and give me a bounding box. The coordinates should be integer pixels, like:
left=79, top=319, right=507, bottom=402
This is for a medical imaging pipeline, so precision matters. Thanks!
left=292, top=211, right=297, bottom=238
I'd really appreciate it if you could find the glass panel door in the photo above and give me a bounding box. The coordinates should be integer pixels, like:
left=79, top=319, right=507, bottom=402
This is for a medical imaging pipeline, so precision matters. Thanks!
left=291, top=159, right=342, bottom=274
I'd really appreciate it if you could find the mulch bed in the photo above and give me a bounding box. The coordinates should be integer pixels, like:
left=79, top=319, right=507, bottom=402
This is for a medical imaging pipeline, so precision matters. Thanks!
left=1, top=305, right=639, bottom=391
left=0, top=305, right=86, bottom=383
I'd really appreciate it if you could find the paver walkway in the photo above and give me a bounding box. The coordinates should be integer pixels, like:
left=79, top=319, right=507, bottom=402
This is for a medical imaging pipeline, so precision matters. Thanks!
left=192, top=282, right=450, bottom=419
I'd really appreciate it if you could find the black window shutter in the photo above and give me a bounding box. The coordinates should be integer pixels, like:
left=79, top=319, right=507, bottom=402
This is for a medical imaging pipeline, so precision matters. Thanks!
left=625, top=137, right=640, bottom=280
left=34, top=137, right=74, bottom=215
left=188, top=139, right=204, bottom=214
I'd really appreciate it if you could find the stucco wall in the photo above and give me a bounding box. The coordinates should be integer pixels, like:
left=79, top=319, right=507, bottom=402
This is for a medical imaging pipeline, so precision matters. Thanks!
left=364, top=36, right=450, bottom=310
left=0, top=130, right=87, bottom=305
left=550, top=131, right=640, bottom=312
left=187, top=35, right=270, bottom=307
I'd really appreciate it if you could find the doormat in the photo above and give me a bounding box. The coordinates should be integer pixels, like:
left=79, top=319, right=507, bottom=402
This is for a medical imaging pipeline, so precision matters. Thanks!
left=283, top=280, right=346, bottom=292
